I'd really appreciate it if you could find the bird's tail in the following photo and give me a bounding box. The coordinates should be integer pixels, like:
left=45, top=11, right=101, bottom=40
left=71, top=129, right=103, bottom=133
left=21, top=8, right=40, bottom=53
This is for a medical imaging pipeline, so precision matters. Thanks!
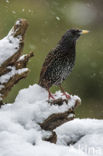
left=38, top=79, right=47, bottom=89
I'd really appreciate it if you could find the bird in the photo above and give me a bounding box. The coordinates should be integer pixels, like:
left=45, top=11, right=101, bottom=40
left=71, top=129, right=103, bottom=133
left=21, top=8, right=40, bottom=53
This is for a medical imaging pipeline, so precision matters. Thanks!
left=39, top=29, right=89, bottom=99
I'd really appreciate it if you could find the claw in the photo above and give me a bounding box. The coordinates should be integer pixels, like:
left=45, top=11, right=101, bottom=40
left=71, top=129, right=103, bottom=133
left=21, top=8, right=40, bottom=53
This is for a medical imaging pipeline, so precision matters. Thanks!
left=62, top=92, right=71, bottom=99
left=48, top=89, right=55, bottom=100
left=59, top=85, right=71, bottom=99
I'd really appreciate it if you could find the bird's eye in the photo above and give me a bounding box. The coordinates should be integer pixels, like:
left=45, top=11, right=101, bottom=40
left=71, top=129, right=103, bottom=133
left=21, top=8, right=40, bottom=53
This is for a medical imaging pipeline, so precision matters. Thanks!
left=71, top=30, right=80, bottom=36
left=71, top=30, right=76, bottom=35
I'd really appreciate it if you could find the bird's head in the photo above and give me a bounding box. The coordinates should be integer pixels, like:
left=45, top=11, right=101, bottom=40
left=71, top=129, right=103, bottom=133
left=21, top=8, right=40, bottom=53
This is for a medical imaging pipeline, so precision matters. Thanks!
left=65, top=29, right=89, bottom=41
left=58, top=29, right=89, bottom=49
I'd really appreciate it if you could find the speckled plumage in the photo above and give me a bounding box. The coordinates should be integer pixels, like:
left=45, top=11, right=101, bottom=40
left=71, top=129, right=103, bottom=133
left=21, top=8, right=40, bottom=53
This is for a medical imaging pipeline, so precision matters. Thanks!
left=39, top=29, right=84, bottom=90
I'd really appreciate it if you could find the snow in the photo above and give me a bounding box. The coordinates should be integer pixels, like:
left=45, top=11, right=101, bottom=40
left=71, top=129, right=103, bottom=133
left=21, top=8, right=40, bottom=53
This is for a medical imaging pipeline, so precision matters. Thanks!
left=0, top=20, right=22, bottom=66
left=12, top=84, right=80, bottom=124
left=0, top=85, right=4, bottom=90
left=0, top=66, right=28, bottom=84
left=5, top=0, right=9, bottom=3
left=22, top=8, right=25, bottom=12
left=0, top=66, right=28, bottom=100
left=56, top=119, right=103, bottom=155
left=0, top=94, right=2, bottom=101
left=56, top=16, right=60, bottom=21
left=17, top=54, right=26, bottom=61
left=0, top=84, right=102, bottom=156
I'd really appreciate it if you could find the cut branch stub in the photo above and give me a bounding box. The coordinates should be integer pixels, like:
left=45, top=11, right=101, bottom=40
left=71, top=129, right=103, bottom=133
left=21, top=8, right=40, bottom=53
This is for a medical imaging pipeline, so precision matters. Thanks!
left=0, top=19, right=34, bottom=104
left=16, top=52, right=34, bottom=69
left=13, top=19, right=28, bottom=38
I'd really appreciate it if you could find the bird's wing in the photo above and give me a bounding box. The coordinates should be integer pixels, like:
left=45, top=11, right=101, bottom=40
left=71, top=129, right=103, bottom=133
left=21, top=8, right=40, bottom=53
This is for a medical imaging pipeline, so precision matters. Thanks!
left=39, top=49, right=55, bottom=81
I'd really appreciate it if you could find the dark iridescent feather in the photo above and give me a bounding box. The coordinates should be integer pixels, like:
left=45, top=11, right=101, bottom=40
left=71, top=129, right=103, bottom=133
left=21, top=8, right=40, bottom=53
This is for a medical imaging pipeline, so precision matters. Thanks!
left=39, top=29, right=86, bottom=91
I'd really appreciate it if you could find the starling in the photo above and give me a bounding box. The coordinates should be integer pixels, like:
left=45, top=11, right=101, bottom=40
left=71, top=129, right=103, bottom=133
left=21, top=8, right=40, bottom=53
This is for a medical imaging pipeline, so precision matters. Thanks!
left=39, top=29, right=89, bottom=99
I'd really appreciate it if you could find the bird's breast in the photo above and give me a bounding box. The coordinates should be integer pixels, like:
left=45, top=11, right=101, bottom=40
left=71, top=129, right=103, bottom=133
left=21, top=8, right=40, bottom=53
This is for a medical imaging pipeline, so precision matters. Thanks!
left=53, top=53, right=75, bottom=86
left=61, top=55, right=75, bottom=78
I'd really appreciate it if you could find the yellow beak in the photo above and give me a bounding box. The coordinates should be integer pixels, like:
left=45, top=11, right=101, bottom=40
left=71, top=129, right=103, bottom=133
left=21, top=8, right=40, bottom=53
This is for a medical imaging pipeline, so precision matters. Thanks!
left=81, top=30, right=89, bottom=34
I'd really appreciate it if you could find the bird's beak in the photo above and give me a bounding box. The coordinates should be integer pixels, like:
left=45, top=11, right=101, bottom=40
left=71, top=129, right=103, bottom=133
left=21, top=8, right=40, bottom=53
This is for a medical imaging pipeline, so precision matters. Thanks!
left=80, top=30, right=89, bottom=35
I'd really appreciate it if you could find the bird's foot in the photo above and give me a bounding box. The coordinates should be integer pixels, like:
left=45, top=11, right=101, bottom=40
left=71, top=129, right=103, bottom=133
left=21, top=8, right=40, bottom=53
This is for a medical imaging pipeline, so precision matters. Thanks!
left=59, top=85, right=71, bottom=99
left=48, top=92, right=55, bottom=100
left=62, top=92, right=71, bottom=99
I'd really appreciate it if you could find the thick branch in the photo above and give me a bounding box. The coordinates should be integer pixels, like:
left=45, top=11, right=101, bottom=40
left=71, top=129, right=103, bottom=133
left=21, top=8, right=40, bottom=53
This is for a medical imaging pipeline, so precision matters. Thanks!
left=0, top=19, right=34, bottom=104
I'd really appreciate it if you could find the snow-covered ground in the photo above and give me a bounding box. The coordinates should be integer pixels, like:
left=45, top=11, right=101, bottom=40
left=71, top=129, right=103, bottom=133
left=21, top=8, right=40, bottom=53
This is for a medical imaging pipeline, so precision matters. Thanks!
left=0, top=84, right=102, bottom=156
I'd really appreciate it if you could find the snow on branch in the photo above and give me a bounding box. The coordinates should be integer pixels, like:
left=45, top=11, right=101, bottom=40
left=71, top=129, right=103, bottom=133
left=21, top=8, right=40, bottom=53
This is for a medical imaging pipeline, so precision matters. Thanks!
left=0, top=83, right=102, bottom=156
left=0, top=19, right=34, bottom=104
left=11, top=84, right=81, bottom=144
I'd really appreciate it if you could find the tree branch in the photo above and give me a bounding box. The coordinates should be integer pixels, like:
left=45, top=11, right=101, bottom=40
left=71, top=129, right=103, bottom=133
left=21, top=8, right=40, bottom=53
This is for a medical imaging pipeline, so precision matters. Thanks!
left=0, top=19, right=34, bottom=104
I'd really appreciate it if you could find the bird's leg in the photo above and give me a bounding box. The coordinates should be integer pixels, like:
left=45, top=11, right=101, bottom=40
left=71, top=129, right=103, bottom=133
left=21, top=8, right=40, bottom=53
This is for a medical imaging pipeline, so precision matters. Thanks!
left=59, top=85, right=71, bottom=99
left=48, top=89, right=55, bottom=100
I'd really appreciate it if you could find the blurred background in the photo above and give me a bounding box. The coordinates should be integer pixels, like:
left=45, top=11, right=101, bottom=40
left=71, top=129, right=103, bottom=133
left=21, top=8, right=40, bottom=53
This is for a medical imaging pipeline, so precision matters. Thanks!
left=0, top=0, right=103, bottom=118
